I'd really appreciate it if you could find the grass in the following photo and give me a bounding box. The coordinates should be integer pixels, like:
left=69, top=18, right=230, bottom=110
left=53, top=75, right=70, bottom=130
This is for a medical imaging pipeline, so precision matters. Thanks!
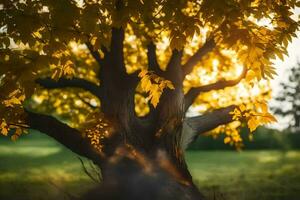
left=0, top=132, right=300, bottom=200
left=186, top=151, right=300, bottom=200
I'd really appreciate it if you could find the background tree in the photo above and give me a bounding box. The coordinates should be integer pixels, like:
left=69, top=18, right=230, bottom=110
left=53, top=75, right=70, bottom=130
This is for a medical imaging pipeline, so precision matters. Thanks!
left=0, top=0, right=299, bottom=199
left=274, top=61, right=300, bottom=130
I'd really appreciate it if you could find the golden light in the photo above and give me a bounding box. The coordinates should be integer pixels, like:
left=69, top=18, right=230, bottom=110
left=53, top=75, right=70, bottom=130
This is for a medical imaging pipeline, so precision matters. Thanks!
left=212, top=59, right=219, bottom=69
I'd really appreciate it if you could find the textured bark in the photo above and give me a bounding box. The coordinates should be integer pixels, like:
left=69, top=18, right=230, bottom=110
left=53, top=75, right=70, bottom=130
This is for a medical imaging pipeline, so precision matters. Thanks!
left=182, top=105, right=236, bottom=150
left=82, top=145, right=203, bottom=200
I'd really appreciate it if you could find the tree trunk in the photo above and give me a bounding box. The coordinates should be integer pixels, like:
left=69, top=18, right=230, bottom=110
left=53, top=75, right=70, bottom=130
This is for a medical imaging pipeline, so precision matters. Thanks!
left=82, top=142, right=203, bottom=200
left=79, top=44, right=203, bottom=199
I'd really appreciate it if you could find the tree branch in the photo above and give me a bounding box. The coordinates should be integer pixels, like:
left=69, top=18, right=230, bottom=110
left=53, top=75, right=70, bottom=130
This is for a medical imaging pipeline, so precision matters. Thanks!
left=165, top=49, right=183, bottom=85
left=182, top=38, right=216, bottom=77
left=110, top=27, right=126, bottom=75
left=86, top=42, right=105, bottom=67
left=185, top=66, right=247, bottom=111
left=25, top=110, right=102, bottom=165
left=147, top=42, right=161, bottom=73
left=36, top=77, right=102, bottom=98
left=181, top=105, right=236, bottom=150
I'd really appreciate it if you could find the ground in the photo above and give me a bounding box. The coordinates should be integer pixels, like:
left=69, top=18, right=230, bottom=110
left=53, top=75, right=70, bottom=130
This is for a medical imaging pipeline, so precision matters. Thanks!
left=0, top=132, right=300, bottom=200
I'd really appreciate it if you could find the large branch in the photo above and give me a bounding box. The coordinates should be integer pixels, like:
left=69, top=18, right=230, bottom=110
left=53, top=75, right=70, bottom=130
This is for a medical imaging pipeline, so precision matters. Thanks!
left=165, top=49, right=183, bottom=85
left=147, top=42, right=161, bottom=73
left=182, top=38, right=216, bottom=77
left=86, top=42, right=105, bottom=67
left=36, top=77, right=101, bottom=98
left=110, top=27, right=126, bottom=75
left=185, top=66, right=247, bottom=111
left=25, top=110, right=102, bottom=165
left=181, top=105, right=236, bottom=150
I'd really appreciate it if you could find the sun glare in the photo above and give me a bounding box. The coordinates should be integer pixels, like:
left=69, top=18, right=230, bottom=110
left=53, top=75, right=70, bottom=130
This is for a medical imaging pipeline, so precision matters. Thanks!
left=212, top=59, right=219, bottom=69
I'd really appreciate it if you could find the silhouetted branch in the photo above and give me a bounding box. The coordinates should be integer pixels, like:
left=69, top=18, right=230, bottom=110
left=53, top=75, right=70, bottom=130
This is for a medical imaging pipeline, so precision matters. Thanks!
left=25, top=110, right=102, bottom=165
left=86, top=42, right=105, bottom=66
left=185, top=66, right=247, bottom=111
left=36, top=77, right=101, bottom=98
left=147, top=42, right=161, bottom=73
left=182, top=38, right=216, bottom=77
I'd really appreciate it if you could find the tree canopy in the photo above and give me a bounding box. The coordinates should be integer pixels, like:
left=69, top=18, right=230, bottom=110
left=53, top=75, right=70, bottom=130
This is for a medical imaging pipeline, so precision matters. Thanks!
left=0, top=0, right=300, bottom=151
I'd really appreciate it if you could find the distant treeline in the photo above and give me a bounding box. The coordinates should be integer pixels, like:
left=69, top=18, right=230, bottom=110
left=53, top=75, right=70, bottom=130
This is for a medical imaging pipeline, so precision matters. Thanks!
left=1, top=128, right=300, bottom=150
left=188, top=127, right=300, bottom=150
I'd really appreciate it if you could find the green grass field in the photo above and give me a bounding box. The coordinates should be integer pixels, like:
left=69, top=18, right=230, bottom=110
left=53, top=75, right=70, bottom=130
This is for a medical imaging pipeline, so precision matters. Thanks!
left=0, top=133, right=300, bottom=200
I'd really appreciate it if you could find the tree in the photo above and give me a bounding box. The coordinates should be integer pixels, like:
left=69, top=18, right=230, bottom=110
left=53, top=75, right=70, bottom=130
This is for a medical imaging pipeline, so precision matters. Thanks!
left=0, top=0, right=299, bottom=199
left=275, top=61, right=300, bottom=130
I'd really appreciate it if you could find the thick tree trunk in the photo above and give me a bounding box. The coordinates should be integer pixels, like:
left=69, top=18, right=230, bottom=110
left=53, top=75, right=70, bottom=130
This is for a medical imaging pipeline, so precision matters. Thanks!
left=79, top=42, right=204, bottom=199
left=82, top=143, right=203, bottom=200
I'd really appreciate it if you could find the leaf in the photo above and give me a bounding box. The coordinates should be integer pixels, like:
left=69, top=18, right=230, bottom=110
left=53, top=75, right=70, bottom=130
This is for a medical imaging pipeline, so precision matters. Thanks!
left=138, top=69, right=148, bottom=78
left=239, top=104, right=246, bottom=112
left=263, top=113, right=277, bottom=123
left=0, top=120, right=9, bottom=136
left=255, top=101, right=268, bottom=113
left=150, top=94, right=160, bottom=108
left=141, top=76, right=152, bottom=92
left=224, top=137, right=231, bottom=144
left=138, top=70, right=175, bottom=107
left=166, top=81, right=175, bottom=90
left=247, top=117, right=259, bottom=132
left=3, top=90, right=26, bottom=107
left=246, top=70, right=256, bottom=82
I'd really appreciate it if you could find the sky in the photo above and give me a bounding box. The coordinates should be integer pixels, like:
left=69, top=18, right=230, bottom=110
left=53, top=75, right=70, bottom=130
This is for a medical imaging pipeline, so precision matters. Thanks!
left=269, top=8, right=300, bottom=129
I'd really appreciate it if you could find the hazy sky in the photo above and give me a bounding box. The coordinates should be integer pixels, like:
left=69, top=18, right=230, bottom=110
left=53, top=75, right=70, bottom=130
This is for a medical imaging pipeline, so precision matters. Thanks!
left=269, top=8, right=300, bottom=129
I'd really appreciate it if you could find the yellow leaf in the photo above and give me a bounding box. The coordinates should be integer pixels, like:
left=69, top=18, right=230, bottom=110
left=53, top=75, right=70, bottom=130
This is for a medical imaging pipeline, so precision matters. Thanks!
left=239, top=104, right=246, bottom=112
left=264, top=113, right=277, bottom=123
left=252, top=61, right=261, bottom=69
left=0, top=120, right=9, bottom=136
left=247, top=117, right=259, bottom=132
left=224, top=137, right=231, bottom=144
left=246, top=70, right=256, bottom=82
left=141, top=76, right=151, bottom=92
left=138, top=69, right=148, bottom=78
left=63, top=65, right=75, bottom=76
left=166, top=81, right=175, bottom=90
left=255, top=101, right=268, bottom=113
left=150, top=92, right=161, bottom=108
